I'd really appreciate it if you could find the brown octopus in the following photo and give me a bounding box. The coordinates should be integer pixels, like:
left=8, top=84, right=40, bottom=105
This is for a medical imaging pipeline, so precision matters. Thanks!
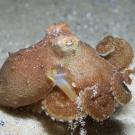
left=0, top=22, right=134, bottom=122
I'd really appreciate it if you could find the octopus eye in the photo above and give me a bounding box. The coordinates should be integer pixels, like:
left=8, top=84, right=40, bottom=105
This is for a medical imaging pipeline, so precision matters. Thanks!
left=47, top=68, right=77, bottom=101
left=52, top=35, right=79, bottom=56
left=64, top=38, right=72, bottom=46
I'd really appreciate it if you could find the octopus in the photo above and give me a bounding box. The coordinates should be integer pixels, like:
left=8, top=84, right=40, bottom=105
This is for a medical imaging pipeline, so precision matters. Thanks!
left=0, top=22, right=134, bottom=122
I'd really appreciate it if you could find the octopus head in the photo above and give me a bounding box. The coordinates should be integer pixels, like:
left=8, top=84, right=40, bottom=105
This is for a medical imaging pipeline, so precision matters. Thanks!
left=51, top=35, right=79, bottom=56
left=47, top=22, right=79, bottom=56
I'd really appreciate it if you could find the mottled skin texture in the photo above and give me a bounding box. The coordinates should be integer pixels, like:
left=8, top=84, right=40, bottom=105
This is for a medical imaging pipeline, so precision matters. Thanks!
left=0, top=22, right=134, bottom=122
left=0, top=38, right=59, bottom=107
left=96, top=36, right=133, bottom=70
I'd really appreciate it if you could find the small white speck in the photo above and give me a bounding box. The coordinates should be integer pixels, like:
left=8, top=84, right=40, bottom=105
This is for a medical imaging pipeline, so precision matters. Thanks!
left=72, top=82, right=76, bottom=88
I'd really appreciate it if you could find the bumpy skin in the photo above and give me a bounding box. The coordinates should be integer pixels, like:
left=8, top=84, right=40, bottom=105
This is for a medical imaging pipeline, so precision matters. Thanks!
left=43, top=87, right=81, bottom=121
left=0, top=33, right=59, bottom=107
left=0, top=22, right=133, bottom=122
left=96, top=36, right=133, bottom=70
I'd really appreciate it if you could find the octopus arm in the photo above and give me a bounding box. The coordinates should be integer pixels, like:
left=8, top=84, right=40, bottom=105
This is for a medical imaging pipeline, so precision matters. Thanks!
left=111, top=71, right=132, bottom=105
left=80, top=85, right=115, bottom=121
left=42, top=87, right=82, bottom=122
left=96, top=36, right=134, bottom=70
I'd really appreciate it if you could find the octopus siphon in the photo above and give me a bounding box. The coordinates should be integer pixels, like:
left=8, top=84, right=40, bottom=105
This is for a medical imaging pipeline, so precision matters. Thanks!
left=0, top=22, right=134, bottom=122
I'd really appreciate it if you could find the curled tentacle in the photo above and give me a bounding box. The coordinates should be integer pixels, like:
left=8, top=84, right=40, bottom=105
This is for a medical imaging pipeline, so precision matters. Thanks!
left=42, top=87, right=83, bottom=122
left=80, top=85, right=115, bottom=121
left=111, top=71, right=132, bottom=105
left=96, top=36, right=134, bottom=70
left=44, top=65, right=84, bottom=121
left=122, top=68, right=135, bottom=84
